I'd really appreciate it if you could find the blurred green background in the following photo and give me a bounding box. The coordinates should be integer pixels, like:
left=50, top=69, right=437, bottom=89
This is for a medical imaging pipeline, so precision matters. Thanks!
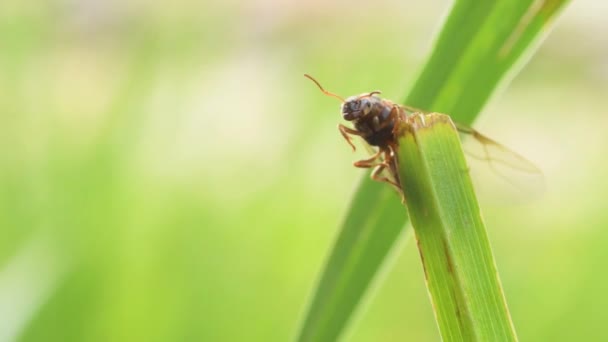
left=1, top=0, right=607, bottom=341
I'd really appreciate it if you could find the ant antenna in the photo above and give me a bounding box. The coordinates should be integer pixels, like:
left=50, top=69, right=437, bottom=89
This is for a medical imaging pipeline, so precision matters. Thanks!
left=304, top=74, right=345, bottom=102
left=357, top=91, right=382, bottom=99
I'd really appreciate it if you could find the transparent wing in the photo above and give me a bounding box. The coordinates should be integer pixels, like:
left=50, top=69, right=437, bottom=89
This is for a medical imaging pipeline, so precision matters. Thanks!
left=455, top=122, right=545, bottom=202
left=399, top=104, right=545, bottom=201
left=455, top=123, right=541, bottom=174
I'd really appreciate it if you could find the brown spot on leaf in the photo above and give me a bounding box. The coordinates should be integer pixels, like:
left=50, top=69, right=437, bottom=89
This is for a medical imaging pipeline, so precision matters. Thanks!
left=443, top=238, right=454, bottom=275
left=417, top=238, right=429, bottom=281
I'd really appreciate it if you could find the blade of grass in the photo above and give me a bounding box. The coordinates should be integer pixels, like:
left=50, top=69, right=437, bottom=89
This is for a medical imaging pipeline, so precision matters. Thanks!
left=409, top=0, right=569, bottom=120
left=297, top=1, right=569, bottom=340
left=296, top=180, right=405, bottom=342
left=397, top=113, right=516, bottom=341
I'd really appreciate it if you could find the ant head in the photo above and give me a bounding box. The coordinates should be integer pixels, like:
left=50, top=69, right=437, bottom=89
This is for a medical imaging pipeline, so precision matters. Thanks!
left=341, top=93, right=381, bottom=121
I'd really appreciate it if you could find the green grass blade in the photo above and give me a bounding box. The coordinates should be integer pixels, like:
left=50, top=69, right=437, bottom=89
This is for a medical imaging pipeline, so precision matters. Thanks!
left=407, top=0, right=570, bottom=120
left=297, top=1, right=569, bottom=340
left=296, top=180, right=404, bottom=342
left=397, top=113, right=516, bottom=341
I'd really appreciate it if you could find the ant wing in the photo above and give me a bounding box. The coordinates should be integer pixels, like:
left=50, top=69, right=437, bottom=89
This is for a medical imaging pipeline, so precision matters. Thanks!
left=400, top=104, right=426, bottom=116
left=455, top=122, right=545, bottom=202
left=398, top=104, right=544, bottom=201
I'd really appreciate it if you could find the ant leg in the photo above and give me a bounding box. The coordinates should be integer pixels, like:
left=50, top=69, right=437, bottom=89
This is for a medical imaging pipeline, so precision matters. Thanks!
left=353, top=149, right=383, bottom=168
left=338, top=124, right=363, bottom=152
left=371, top=162, right=401, bottom=189
left=363, top=146, right=405, bottom=201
